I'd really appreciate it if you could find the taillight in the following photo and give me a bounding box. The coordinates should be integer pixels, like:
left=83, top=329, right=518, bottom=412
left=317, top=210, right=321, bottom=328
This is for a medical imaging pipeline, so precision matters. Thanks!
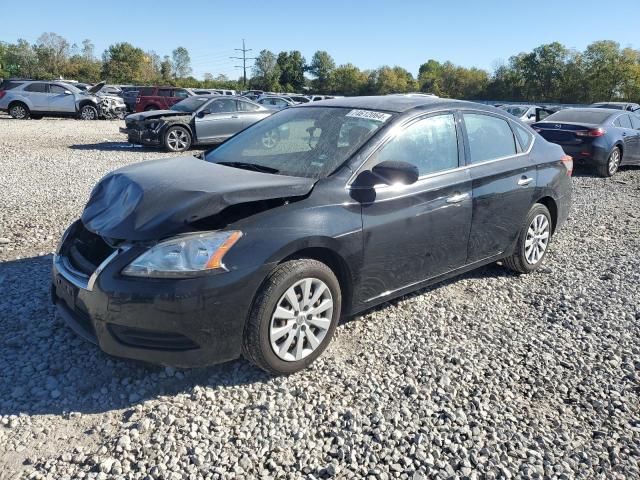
left=0, top=91, right=5, bottom=100
left=576, top=128, right=606, bottom=137
left=561, top=155, right=573, bottom=176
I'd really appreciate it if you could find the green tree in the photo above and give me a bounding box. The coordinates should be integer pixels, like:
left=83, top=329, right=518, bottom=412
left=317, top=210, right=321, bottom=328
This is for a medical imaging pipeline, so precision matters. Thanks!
left=276, top=50, right=306, bottom=92
left=251, top=50, right=281, bottom=91
left=102, top=42, right=147, bottom=83
left=172, top=46, right=192, bottom=79
left=160, top=56, right=173, bottom=83
left=331, top=63, right=367, bottom=95
left=308, top=50, right=335, bottom=93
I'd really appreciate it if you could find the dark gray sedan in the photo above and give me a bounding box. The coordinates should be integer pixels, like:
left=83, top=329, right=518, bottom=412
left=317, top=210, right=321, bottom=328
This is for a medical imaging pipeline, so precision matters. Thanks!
left=121, top=96, right=272, bottom=152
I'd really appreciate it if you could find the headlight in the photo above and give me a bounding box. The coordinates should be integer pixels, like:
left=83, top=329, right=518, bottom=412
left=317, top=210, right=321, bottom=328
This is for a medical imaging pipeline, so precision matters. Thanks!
left=122, top=231, right=242, bottom=278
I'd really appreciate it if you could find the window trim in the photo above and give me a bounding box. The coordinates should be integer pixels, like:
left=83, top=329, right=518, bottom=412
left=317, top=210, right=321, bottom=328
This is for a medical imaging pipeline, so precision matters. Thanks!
left=613, top=113, right=633, bottom=129
left=24, top=82, right=49, bottom=93
left=346, top=107, right=536, bottom=189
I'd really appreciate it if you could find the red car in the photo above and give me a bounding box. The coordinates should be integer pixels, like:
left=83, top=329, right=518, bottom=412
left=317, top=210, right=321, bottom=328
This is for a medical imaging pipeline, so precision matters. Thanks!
left=134, top=87, right=195, bottom=112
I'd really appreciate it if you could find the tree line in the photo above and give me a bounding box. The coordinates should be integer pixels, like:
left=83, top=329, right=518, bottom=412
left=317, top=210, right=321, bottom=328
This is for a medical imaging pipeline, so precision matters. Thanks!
left=1, top=33, right=639, bottom=103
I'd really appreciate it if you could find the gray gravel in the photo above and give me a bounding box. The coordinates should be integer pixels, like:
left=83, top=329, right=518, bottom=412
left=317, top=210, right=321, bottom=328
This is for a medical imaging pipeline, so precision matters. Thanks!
left=1, top=116, right=639, bottom=479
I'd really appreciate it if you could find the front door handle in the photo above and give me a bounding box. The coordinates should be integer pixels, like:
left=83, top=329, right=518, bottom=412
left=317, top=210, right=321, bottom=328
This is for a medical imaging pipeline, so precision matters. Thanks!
left=446, top=192, right=469, bottom=204
left=231, top=115, right=239, bottom=119
left=518, top=177, right=534, bottom=186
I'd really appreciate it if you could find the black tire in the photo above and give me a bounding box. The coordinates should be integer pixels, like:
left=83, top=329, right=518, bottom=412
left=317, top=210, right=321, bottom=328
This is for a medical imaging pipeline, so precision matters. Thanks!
left=242, top=259, right=342, bottom=375
left=9, top=102, right=30, bottom=119
left=164, top=126, right=192, bottom=152
left=503, top=204, right=552, bottom=274
left=596, top=146, right=621, bottom=177
left=79, top=104, right=98, bottom=120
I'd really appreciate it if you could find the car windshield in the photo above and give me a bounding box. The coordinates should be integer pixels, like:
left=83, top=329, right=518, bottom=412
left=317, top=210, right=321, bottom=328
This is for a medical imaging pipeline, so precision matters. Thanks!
left=170, top=96, right=212, bottom=113
left=204, top=107, right=392, bottom=178
left=500, top=105, right=528, bottom=117
left=544, top=110, right=613, bottom=124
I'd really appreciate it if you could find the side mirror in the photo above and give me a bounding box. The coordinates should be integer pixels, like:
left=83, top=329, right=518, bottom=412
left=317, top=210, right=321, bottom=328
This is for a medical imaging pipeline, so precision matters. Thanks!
left=528, top=112, right=535, bottom=119
left=353, top=160, right=419, bottom=188
left=197, top=110, right=208, bottom=118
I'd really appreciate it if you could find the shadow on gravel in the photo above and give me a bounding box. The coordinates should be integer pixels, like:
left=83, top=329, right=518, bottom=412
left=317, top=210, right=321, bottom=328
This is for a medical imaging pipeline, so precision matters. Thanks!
left=0, top=255, right=516, bottom=417
left=69, top=142, right=156, bottom=152
left=0, top=255, right=270, bottom=417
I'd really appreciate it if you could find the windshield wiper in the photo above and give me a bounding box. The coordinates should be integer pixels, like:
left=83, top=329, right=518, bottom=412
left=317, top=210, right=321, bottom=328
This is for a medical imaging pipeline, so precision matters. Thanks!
left=216, top=161, right=279, bottom=174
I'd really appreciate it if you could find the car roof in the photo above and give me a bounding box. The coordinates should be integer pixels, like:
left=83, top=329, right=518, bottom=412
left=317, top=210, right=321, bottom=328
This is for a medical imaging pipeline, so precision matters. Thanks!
left=299, top=95, right=482, bottom=114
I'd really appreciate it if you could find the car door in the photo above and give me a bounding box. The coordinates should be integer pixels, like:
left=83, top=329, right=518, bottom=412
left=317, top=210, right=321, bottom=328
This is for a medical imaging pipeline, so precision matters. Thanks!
left=355, top=112, right=473, bottom=304
left=194, top=98, right=244, bottom=143
left=22, top=82, right=50, bottom=111
left=461, top=111, right=538, bottom=263
left=614, top=114, right=639, bottom=163
left=629, top=115, right=640, bottom=163
left=48, top=84, right=77, bottom=113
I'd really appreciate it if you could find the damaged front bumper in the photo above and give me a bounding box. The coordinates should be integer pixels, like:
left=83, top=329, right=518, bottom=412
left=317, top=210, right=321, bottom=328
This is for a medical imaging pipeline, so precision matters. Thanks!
left=120, top=126, right=162, bottom=146
left=51, top=222, right=269, bottom=367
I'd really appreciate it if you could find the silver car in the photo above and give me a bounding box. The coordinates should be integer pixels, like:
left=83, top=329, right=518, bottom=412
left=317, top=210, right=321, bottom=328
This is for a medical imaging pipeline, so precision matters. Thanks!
left=0, top=80, right=126, bottom=120
left=121, top=95, right=273, bottom=152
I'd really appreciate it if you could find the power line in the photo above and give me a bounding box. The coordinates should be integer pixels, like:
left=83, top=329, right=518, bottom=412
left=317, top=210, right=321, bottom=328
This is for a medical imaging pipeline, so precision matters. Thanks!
left=230, top=39, right=257, bottom=88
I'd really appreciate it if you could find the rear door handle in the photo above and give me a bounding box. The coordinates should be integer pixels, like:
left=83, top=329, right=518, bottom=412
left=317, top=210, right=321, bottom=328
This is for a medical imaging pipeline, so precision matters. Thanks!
left=446, top=192, right=469, bottom=204
left=231, top=115, right=239, bottom=118
left=518, top=177, right=534, bottom=186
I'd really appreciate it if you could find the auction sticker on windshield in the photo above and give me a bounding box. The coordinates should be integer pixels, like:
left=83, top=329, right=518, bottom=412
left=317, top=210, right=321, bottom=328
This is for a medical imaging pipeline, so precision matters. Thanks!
left=345, top=109, right=392, bottom=122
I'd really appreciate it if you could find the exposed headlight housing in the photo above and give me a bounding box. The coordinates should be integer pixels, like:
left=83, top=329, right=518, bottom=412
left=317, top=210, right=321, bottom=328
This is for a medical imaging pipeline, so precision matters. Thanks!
left=122, top=231, right=242, bottom=278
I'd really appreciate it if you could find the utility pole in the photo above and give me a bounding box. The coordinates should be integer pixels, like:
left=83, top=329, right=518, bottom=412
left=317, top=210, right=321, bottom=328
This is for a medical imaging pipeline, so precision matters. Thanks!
left=230, top=39, right=256, bottom=89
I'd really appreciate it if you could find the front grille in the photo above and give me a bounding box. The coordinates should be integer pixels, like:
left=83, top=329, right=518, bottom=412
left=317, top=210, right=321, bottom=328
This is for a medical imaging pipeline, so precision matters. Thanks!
left=65, top=223, right=115, bottom=276
left=108, top=325, right=199, bottom=351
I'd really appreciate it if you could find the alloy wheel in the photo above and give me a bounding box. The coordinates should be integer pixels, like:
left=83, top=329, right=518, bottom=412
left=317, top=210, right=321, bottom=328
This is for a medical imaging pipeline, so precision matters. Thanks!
left=167, top=129, right=189, bottom=151
left=261, top=130, right=278, bottom=149
left=11, top=105, right=27, bottom=119
left=81, top=107, right=96, bottom=120
left=269, top=277, right=333, bottom=362
left=524, top=213, right=550, bottom=265
left=608, top=149, right=620, bottom=175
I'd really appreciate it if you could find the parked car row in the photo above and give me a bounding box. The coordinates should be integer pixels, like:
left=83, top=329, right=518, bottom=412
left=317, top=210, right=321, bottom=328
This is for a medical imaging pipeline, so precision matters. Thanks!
left=54, top=94, right=576, bottom=374
left=0, top=79, right=127, bottom=120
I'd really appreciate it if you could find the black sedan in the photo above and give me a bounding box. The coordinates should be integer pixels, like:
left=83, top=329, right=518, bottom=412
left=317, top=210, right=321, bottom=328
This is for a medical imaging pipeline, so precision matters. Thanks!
left=53, top=96, right=572, bottom=374
left=533, top=108, right=640, bottom=177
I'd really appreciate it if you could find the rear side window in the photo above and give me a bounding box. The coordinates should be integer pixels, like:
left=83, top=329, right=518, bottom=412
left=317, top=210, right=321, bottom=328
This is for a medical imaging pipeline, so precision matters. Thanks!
left=209, top=98, right=237, bottom=113
left=174, top=89, right=189, bottom=98
left=464, top=113, right=517, bottom=163
left=375, top=114, right=459, bottom=176
left=158, top=89, right=172, bottom=97
left=631, top=115, right=640, bottom=130
left=614, top=115, right=632, bottom=129
left=24, top=82, right=48, bottom=93
left=0, top=81, right=25, bottom=91
left=138, top=87, right=154, bottom=96
left=237, top=100, right=260, bottom=112
left=514, top=123, right=534, bottom=151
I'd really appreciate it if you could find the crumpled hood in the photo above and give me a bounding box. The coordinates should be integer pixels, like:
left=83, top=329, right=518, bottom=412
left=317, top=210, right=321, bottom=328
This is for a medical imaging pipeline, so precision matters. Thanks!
left=126, top=110, right=191, bottom=122
left=81, top=156, right=316, bottom=241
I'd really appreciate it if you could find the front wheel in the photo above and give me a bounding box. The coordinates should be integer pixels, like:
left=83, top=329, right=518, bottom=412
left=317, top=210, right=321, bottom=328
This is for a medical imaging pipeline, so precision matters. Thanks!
left=243, top=259, right=341, bottom=375
left=79, top=104, right=98, bottom=120
left=597, top=147, right=621, bottom=177
left=164, top=126, right=192, bottom=152
left=503, top=204, right=552, bottom=274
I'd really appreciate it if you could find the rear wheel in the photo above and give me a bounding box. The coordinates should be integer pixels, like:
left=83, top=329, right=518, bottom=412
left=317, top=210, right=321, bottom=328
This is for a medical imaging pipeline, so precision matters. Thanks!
left=243, top=259, right=341, bottom=375
left=503, top=204, right=552, bottom=274
left=9, top=103, right=29, bottom=119
left=164, top=126, right=192, bottom=152
left=597, top=147, right=621, bottom=177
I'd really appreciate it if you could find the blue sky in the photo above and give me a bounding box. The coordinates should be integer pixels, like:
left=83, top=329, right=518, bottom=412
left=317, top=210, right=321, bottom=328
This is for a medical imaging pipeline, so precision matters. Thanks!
left=3, top=0, right=639, bottom=80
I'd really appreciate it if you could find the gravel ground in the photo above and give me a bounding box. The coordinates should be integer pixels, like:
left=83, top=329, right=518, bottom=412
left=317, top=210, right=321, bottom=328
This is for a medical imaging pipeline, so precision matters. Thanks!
left=0, top=116, right=639, bottom=479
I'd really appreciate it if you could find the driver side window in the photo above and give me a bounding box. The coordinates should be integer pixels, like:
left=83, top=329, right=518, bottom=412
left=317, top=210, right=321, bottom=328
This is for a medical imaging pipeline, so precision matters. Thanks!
left=208, top=99, right=237, bottom=113
left=374, top=114, right=459, bottom=176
